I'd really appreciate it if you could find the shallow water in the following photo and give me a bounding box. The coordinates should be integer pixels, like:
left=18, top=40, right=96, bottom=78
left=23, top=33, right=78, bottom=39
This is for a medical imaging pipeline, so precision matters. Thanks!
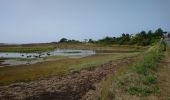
left=0, top=49, right=96, bottom=59
left=0, top=49, right=96, bottom=66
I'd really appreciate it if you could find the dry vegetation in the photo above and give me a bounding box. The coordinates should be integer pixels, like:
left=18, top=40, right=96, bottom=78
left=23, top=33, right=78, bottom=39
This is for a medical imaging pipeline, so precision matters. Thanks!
left=0, top=43, right=148, bottom=53
left=156, top=47, right=170, bottom=99
left=95, top=41, right=168, bottom=100
left=0, top=45, right=140, bottom=85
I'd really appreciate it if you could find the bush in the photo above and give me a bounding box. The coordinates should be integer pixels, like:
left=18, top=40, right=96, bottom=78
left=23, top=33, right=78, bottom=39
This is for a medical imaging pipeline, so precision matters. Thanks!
left=135, top=64, right=150, bottom=75
left=140, top=74, right=157, bottom=85
left=128, top=86, right=153, bottom=96
left=139, top=87, right=152, bottom=96
left=128, top=86, right=139, bottom=95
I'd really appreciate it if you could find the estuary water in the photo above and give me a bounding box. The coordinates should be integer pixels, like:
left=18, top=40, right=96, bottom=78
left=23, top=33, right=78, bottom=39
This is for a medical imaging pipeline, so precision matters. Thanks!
left=0, top=49, right=96, bottom=66
left=0, top=49, right=96, bottom=59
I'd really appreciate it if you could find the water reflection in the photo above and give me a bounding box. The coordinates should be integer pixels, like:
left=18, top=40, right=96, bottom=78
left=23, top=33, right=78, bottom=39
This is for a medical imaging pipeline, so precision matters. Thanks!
left=0, top=49, right=96, bottom=59
left=0, top=49, right=96, bottom=66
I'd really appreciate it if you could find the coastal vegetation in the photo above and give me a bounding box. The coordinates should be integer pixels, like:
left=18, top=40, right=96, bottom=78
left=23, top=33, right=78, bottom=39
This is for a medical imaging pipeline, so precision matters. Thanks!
left=0, top=28, right=169, bottom=99
left=0, top=28, right=164, bottom=53
left=98, top=37, right=167, bottom=99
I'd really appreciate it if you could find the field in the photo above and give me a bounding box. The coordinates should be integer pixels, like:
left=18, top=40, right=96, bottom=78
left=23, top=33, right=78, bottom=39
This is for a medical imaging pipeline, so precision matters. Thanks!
left=0, top=41, right=169, bottom=99
left=96, top=40, right=169, bottom=100
left=0, top=43, right=151, bottom=99
left=0, top=44, right=55, bottom=53
left=0, top=44, right=143, bottom=85
left=0, top=43, right=147, bottom=53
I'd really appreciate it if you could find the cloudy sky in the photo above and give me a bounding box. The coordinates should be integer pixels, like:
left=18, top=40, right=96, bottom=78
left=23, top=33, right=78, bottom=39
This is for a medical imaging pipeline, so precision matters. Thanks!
left=0, top=0, right=170, bottom=43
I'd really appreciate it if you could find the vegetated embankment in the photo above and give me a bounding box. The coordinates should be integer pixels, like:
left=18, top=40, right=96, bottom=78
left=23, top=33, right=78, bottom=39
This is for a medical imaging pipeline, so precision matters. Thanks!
left=0, top=43, right=147, bottom=53
left=0, top=57, right=135, bottom=100
left=156, top=41, right=170, bottom=100
left=100, top=40, right=166, bottom=100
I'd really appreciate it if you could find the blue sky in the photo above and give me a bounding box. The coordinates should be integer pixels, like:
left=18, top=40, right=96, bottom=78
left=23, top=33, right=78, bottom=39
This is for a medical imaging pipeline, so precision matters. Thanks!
left=0, top=0, right=170, bottom=43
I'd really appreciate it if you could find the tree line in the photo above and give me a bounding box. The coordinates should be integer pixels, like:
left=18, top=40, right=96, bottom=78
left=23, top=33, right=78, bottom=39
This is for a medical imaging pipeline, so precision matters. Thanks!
left=58, top=28, right=169, bottom=46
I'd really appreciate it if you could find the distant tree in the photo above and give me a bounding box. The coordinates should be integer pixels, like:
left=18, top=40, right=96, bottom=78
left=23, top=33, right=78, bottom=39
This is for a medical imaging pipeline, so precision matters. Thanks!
left=119, top=33, right=130, bottom=45
left=59, top=38, right=68, bottom=43
left=129, top=31, right=151, bottom=46
left=140, top=31, right=147, bottom=38
left=51, top=42, right=58, bottom=44
left=97, top=36, right=115, bottom=45
left=154, top=28, right=163, bottom=38
left=122, top=33, right=126, bottom=37
left=88, top=39, right=94, bottom=43
left=147, top=30, right=153, bottom=39
left=58, top=28, right=166, bottom=46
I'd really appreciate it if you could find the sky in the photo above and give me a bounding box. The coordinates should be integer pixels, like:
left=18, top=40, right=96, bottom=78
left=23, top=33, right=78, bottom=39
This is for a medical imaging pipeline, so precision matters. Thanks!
left=0, top=0, right=170, bottom=43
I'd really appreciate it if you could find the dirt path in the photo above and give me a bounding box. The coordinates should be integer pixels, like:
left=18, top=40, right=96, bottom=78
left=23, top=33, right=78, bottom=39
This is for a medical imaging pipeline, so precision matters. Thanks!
left=157, top=47, right=170, bottom=99
left=0, top=58, right=134, bottom=100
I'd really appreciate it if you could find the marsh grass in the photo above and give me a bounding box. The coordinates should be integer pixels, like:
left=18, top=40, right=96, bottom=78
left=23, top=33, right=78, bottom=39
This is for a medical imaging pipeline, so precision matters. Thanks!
left=0, top=58, right=9, bottom=63
left=69, top=60, right=106, bottom=72
left=0, top=52, right=139, bottom=85
left=140, top=74, right=157, bottom=85
left=126, top=45, right=163, bottom=96
left=0, top=43, right=148, bottom=53
left=97, top=60, right=138, bottom=100
left=0, top=45, right=55, bottom=53
left=0, top=59, right=4, bottom=63
left=99, top=41, right=165, bottom=99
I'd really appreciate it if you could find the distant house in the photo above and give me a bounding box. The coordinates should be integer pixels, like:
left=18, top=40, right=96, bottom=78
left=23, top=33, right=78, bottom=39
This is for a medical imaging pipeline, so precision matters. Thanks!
left=164, top=33, right=168, bottom=38
left=163, top=32, right=168, bottom=38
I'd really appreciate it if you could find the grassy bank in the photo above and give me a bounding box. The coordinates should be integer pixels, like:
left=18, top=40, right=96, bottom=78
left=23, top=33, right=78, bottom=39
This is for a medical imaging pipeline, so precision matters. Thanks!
left=156, top=46, right=170, bottom=99
left=0, top=52, right=139, bottom=85
left=98, top=41, right=165, bottom=99
left=0, top=45, right=55, bottom=53
left=0, top=43, right=148, bottom=53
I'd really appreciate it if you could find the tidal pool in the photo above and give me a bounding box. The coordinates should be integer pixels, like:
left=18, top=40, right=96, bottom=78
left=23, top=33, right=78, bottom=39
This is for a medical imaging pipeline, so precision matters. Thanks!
left=0, top=49, right=96, bottom=58
left=0, top=49, right=96, bottom=66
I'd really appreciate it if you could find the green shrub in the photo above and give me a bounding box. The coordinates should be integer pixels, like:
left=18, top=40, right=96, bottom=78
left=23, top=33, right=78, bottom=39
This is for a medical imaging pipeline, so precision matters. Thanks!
left=140, top=74, right=157, bottom=85
left=143, top=62, right=155, bottom=70
left=128, top=86, right=153, bottom=96
left=117, top=79, right=126, bottom=86
left=128, top=86, right=139, bottom=95
left=152, top=86, right=160, bottom=94
left=139, top=87, right=151, bottom=96
left=135, top=65, right=149, bottom=75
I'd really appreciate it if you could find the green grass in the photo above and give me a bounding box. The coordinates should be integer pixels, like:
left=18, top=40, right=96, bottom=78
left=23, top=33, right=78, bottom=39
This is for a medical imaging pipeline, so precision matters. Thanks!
left=0, top=52, right=139, bottom=85
left=0, top=46, right=55, bottom=53
left=69, top=52, right=139, bottom=72
left=127, top=45, right=163, bottom=96
left=98, top=40, right=165, bottom=99
left=0, top=43, right=148, bottom=53
left=140, top=74, right=157, bottom=85
left=69, top=60, right=106, bottom=72
left=128, top=86, right=153, bottom=96
left=42, top=55, right=68, bottom=60
left=0, top=44, right=143, bottom=85
left=0, top=59, right=4, bottom=63
left=0, top=58, right=8, bottom=63
left=98, top=57, right=139, bottom=100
